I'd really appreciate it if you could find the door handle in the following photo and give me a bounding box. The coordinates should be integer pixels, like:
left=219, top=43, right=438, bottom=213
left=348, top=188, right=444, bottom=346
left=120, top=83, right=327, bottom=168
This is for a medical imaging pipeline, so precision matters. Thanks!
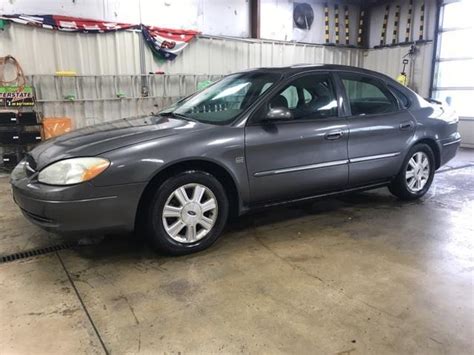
left=399, top=121, right=414, bottom=131
left=325, top=130, right=344, bottom=140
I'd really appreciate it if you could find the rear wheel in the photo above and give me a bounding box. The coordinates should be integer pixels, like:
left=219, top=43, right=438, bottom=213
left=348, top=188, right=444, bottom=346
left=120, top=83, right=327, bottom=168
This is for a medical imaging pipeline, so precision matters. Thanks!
left=146, top=171, right=228, bottom=255
left=389, top=144, right=435, bottom=200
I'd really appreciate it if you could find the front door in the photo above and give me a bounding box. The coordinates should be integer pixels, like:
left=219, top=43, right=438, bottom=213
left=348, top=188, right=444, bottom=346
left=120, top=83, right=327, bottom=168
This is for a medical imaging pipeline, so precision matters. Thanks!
left=336, top=72, right=416, bottom=187
left=245, top=72, right=349, bottom=205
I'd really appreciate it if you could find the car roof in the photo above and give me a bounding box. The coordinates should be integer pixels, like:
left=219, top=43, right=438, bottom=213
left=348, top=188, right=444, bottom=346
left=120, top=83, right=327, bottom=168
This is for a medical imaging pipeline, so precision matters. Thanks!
left=232, top=64, right=421, bottom=112
left=239, top=64, right=395, bottom=82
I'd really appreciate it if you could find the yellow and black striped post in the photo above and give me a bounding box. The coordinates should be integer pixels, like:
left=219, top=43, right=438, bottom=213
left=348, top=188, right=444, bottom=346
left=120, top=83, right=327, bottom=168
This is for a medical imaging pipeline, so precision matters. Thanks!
left=405, top=0, right=413, bottom=42
left=392, top=4, right=400, bottom=45
left=334, top=4, right=340, bottom=45
left=380, top=4, right=390, bottom=46
left=419, top=2, right=425, bottom=40
left=344, top=5, right=350, bottom=45
left=324, top=3, right=330, bottom=44
left=357, top=9, right=365, bottom=47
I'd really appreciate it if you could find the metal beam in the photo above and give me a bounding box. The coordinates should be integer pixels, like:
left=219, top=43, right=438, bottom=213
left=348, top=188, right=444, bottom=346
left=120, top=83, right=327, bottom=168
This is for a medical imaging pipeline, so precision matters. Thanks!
left=250, top=0, right=260, bottom=39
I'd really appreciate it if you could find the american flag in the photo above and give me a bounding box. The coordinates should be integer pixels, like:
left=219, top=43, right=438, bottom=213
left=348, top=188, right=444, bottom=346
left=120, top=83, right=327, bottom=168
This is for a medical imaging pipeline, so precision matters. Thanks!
left=0, top=14, right=198, bottom=60
left=0, top=14, right=136, bottom=32
left=142, top=26, right=199, bottom=60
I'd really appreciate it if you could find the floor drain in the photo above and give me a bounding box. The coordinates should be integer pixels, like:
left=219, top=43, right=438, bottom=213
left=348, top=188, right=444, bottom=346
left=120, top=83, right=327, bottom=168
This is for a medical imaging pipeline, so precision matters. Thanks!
left=0, top=242, right=78, bottom=264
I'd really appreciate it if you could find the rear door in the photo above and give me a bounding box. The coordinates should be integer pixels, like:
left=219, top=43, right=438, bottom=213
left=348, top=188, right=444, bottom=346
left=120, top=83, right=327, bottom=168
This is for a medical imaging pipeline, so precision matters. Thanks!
left=336, top=72, right=416, bottom=187
left=245, top=72, right=349, bottom=205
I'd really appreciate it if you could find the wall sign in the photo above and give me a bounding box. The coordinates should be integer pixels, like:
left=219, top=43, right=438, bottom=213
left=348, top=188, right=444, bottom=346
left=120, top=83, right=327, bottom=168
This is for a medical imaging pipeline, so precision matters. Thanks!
left=0, top=86, right=34, bottom=107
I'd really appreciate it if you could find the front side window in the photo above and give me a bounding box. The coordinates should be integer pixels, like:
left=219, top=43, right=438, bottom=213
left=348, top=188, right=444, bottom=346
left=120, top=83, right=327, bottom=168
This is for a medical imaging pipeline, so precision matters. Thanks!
left=267, top=74, right=338, bottom=120
left=341, top=74, right=398, bottom=115
left=160, top=72, right=281, bottom=125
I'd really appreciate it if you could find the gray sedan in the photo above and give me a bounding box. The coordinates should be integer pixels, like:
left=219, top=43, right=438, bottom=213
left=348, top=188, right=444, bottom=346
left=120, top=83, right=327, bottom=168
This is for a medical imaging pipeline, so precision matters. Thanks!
left=10, top=65, right=461, bottom=254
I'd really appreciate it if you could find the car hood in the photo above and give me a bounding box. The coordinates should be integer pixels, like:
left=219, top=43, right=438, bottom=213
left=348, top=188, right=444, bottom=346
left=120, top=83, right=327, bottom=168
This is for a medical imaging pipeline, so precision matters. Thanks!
left=27, top=116, right=211, bottom=170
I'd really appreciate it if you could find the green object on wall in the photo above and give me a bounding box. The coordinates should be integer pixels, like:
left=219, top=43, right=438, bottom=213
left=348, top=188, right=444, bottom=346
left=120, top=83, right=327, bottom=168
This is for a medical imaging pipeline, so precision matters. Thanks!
left=197, top=80, right=212, bottom=91
left=0, top=85, right=33, bottom=94
left=0, top=19, right=6, bottom=30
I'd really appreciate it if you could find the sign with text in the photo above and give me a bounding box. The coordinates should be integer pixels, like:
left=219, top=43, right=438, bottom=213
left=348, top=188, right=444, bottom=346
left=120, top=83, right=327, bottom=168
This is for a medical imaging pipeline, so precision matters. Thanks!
left=0, top=86, right=35, bottom=107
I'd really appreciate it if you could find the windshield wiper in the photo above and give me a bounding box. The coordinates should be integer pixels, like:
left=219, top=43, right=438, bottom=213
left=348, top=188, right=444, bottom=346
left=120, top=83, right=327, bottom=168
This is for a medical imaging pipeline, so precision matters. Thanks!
left=158, top=112, right=198, bottom=122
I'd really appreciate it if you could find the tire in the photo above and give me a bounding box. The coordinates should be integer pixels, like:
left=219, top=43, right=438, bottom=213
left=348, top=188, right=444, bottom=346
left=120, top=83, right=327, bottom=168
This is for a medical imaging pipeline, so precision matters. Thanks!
left=146, top=170, right=229, bottom=255
left=389, top=143, right=435, bottom=200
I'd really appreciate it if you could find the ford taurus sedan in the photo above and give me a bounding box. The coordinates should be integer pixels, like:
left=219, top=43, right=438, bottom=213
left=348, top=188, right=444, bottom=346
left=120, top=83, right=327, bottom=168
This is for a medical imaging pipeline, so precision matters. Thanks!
left=10, top=65, right=461, bottom=254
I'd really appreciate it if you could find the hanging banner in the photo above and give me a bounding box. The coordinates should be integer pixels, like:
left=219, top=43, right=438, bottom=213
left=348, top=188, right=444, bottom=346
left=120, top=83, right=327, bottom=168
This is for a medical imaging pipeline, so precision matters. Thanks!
left=0, top=15, right=199, bottom=60
left=142, top=26, right=199, bottom=60
left=0, top=14, right=136, bottom=32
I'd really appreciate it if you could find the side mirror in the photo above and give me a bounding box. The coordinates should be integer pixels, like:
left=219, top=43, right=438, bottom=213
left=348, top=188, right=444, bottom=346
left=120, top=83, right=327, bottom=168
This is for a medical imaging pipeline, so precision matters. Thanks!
left=265, top=107, right=293, bottom=121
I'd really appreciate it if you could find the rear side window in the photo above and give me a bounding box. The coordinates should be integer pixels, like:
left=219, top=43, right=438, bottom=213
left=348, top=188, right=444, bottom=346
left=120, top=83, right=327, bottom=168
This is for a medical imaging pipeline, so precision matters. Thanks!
left=340, top=74, right=399, bottom=115
left=388, top=85, right=411, bottom=109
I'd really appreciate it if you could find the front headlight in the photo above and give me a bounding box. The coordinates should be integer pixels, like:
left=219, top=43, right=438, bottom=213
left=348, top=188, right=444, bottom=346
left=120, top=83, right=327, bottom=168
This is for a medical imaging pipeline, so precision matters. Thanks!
left=38, top=157, right=110, bottom=185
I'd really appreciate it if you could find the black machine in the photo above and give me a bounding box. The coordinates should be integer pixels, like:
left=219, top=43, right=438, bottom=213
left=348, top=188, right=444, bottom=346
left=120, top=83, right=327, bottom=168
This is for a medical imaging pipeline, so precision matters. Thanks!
left=0, top=110, right=42, bottom=170
left=0, top=55, right=43, bottom=170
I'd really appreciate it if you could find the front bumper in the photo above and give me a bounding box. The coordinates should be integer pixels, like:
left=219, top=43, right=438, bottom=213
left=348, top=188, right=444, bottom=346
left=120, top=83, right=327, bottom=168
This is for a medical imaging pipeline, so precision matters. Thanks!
left=11, top=178, right=147, bottom=234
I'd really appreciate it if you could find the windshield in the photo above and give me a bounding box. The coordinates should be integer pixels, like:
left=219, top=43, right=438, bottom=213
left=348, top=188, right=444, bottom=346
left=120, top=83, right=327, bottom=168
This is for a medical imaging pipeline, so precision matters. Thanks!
left=160, top=72, right=281, bottom=125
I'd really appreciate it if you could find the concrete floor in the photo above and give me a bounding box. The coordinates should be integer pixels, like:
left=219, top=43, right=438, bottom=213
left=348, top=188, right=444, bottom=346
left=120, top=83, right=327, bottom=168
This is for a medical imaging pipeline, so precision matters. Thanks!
left=1, top=149, right=473, bottom=354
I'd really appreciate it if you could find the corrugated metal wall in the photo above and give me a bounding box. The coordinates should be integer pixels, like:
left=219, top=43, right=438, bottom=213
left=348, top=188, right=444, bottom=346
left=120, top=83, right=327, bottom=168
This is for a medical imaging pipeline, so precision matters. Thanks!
left=363, top=42, right=434, bottom=97
left=1, top=23, right=434, bottom=127
left=0, top=23, right=363, bottom=76
left=0, top=23, right=142, bottom=75
left=147, top=35, right=363, bottom=75
left=27, top=74, right=224, bottom=128
left=1, top=23, right=364, bottom=127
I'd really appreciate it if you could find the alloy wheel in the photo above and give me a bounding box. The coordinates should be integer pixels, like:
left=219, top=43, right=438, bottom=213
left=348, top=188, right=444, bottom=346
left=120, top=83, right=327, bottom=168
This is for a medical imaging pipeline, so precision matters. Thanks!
left=162, top=183, right=218, bottom=243
left=405, top=151, right=430, bottom=193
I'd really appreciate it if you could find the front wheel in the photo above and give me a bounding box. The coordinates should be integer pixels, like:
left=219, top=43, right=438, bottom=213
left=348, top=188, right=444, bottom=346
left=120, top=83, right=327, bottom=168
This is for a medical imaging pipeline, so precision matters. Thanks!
left=146, top=171, right=229, bottom=255
left=389, top=144, right=435, bottom=200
